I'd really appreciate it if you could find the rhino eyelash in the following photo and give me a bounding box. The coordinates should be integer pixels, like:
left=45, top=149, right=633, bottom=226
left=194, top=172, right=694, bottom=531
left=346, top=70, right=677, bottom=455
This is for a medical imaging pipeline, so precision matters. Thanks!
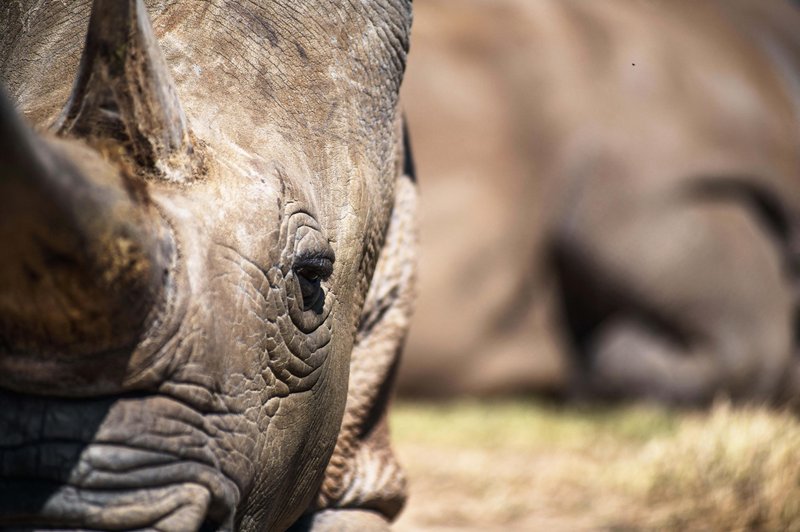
left=293, top=256, right=334, bottom=282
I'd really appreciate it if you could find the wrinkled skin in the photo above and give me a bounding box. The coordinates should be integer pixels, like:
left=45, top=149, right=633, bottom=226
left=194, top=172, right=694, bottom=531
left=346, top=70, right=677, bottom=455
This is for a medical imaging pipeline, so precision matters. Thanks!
left=399, top=0, right=800, bottom=405
left=0, top=1, right=415, bottom=530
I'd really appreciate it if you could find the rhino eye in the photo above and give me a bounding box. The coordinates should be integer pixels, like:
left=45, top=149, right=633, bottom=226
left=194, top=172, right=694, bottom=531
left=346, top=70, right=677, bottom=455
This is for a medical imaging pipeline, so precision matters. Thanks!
left=293, top=256, right=333, bottom=311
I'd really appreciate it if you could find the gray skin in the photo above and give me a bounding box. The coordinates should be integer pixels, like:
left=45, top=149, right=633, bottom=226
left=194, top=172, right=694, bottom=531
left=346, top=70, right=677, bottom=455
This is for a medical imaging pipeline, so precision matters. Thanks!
left=0, top=1, right=415, bottom=530
left=399, top=0, right=800, bottom=405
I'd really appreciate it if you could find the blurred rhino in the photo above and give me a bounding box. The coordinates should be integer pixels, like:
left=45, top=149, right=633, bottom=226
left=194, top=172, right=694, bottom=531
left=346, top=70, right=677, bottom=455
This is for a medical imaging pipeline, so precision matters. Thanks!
left=399, top=0, right=800, bottom=405
left=0, top=0, right=415, bottom=530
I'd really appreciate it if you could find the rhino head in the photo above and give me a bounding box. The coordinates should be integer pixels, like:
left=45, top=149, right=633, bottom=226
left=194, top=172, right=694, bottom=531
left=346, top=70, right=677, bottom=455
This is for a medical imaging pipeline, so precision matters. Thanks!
left=0, top=0, right=414, bottom=530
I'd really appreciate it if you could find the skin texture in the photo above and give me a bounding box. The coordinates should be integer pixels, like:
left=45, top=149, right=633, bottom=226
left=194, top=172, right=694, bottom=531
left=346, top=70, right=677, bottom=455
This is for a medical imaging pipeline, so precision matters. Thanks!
left=398, top=0, right=800, bottom=405
left=0, top=1, right=414, bottom=530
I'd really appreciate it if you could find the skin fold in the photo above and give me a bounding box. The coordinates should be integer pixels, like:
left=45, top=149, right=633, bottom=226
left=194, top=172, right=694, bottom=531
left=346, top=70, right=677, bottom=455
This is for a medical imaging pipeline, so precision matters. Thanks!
left=0, top=1, right=415, bottom=530
left=399, top=0, right=800, bottom=405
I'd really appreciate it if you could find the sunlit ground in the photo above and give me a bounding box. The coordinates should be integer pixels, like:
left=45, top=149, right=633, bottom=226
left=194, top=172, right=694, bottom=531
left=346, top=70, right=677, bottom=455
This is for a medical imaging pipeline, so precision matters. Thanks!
left=390, top=400, right=800, bottom=531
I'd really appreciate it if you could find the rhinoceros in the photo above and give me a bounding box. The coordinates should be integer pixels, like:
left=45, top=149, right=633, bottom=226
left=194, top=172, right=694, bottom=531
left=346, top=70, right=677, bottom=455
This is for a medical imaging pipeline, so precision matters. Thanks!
left=398, top=0, right=800, bottom=405
left=0, top=0, right=415, bottom=530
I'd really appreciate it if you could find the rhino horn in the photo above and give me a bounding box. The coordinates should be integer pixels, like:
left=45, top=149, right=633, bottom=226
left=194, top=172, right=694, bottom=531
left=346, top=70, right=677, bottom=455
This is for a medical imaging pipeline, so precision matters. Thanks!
left=0, top=84, right=173, bottom=361
left=56, top=0, right=195, bottom=181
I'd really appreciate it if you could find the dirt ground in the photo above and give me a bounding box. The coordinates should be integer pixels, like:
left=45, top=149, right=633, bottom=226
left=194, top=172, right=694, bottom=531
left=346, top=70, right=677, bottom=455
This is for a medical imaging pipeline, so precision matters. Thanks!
left=390, top=400, right=800, bottom=531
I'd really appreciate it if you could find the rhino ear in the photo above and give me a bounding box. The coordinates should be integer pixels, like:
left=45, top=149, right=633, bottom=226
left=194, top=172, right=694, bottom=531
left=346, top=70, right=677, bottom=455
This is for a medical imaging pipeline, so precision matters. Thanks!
left=55, top=0, right=196, bottom=181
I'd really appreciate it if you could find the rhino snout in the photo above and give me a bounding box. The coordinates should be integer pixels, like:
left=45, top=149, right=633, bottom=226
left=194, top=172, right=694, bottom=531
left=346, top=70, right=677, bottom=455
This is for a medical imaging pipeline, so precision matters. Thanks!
left=0, top=391, right=240, bottom=531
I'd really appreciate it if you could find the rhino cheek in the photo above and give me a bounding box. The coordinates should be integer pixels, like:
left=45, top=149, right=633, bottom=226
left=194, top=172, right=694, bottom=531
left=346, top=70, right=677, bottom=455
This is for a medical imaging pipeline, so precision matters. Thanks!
left=200, top=252, right=345, bottom=527
left=250, top=366, right=350, bottom=531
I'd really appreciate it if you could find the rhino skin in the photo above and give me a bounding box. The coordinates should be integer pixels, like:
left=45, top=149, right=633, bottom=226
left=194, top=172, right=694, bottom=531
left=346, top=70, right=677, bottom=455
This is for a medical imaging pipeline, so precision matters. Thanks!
left=399, top=0, right=800, bottom=405
left=0, top=0, right=416, bottom=530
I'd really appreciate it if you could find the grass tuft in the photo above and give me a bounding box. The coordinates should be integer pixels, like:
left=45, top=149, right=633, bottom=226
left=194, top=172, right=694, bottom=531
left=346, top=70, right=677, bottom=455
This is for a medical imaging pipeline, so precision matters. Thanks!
left=391, top=400, right=800, bottom=531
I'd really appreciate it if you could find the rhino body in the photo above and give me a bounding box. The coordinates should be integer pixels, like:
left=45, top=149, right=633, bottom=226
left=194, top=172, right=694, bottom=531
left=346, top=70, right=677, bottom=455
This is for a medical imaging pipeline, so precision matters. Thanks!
left=399, top=0, right=800, bottom=404
left=0, top=1, right=415, bottom=530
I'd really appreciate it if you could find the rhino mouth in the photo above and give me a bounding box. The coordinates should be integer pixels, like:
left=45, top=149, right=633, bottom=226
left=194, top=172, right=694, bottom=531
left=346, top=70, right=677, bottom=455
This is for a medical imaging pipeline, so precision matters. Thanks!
left=0, top=391, right=239, bottom=531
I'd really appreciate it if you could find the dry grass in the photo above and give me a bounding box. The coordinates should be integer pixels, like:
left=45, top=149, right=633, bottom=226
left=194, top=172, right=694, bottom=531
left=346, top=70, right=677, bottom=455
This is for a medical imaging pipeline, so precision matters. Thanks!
left=390, top=400, right=800, bottom=531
